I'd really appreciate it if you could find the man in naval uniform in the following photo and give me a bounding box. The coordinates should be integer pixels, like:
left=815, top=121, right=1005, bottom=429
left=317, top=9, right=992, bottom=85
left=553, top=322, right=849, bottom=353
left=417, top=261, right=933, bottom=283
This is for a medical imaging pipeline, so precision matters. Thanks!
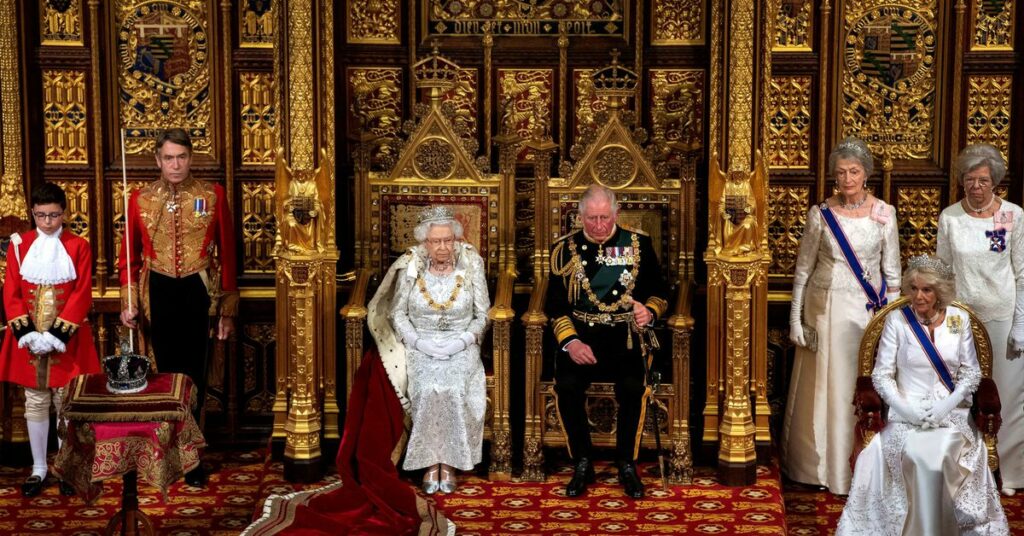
left=118, top=128, right=238, bottom=487
left=546, top=184, right=668, bottom=498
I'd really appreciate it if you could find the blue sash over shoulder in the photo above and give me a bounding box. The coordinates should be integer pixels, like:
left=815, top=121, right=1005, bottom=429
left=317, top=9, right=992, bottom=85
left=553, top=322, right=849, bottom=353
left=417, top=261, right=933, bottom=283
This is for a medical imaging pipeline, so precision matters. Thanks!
left=900, top=306, right=956, bottom=393
left=819, top=205, right=888, bottom=312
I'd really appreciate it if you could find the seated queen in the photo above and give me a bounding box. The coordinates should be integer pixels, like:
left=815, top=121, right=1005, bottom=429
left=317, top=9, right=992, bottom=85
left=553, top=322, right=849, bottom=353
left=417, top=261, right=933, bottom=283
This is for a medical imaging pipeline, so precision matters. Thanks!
left=366, top=205, right=490, bottom=495
left=836, top=255, right=1007, bottom=535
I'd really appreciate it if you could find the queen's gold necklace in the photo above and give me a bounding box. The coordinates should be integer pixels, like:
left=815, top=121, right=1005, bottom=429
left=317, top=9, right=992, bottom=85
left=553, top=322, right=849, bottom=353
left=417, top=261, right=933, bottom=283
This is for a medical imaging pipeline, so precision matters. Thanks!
left=417, top=273, right=464, bottom=331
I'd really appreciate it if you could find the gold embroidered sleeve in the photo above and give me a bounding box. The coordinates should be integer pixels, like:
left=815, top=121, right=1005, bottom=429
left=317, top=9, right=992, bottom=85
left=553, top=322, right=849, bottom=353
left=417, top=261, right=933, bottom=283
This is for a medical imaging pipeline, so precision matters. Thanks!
left=8, top=314, right=35, bottom=339
left=120, top=283, right=140, bottom=315
left=49, top=318, right=80, bottom=344
left=552, top=315, right=578, bottom=346
left=645, top=296, right=669, bottom=320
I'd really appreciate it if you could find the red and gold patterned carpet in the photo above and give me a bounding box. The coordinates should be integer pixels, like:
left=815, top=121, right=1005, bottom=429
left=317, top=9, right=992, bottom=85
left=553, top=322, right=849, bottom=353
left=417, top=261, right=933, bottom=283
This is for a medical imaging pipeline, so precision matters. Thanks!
left=0, top=450, right=1021, bottom=535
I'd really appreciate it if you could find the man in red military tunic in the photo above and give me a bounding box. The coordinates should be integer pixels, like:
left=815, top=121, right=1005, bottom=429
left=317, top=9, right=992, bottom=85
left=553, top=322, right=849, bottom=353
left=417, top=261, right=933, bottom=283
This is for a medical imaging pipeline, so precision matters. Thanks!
left=0, top=182, right=99, bottom=496
left=118, top=128, right=238, bottom=486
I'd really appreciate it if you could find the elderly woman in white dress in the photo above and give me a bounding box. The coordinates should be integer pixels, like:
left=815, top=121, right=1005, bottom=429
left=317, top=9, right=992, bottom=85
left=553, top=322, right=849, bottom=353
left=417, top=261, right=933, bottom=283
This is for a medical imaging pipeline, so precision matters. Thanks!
left=367, top=205, right=489, bottom=495
left=784, top=136, right=902, bottom=495
left=937, top=143, right=1024, bottom=495
left=836, top=256, right=1008, bottom=536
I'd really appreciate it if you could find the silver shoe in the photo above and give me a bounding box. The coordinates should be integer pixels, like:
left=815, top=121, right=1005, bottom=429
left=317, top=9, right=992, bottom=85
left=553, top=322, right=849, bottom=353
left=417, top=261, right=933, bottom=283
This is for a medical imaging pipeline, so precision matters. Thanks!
left=439, top=466, right=457, bottom=494
left=422, top=467, right=440, bottom=495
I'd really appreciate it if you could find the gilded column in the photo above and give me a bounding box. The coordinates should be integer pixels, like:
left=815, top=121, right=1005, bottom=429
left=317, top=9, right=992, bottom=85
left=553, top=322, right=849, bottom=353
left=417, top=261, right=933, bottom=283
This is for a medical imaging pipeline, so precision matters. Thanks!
left=87, top=0, right=107, bottom=292
left=0, top=0, right=29, bottom=455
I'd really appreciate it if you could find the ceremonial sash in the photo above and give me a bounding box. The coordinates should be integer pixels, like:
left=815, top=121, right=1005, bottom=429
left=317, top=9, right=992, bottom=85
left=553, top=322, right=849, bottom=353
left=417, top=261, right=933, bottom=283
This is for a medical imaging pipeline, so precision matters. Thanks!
left=900, top=305, right=956, bottom=393
left=819, top=205, right=888, bottom=311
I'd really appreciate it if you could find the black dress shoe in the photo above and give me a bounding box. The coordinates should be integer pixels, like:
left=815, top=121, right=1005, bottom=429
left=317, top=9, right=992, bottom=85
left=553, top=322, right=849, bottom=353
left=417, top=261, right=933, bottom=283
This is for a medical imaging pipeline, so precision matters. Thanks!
left=59, top=480, right=76, bottom=496
left=618, top=461, right=645, bottom=498
left=21, top=475, right=45, bottom=497
left=185, top=466, right=207, bottom=487
left=565, top=457, right=595, bottom=497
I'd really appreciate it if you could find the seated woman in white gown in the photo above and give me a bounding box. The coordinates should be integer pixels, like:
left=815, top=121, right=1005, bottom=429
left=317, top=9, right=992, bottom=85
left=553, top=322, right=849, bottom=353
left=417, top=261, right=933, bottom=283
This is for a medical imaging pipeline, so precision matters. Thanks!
left=837, top=255, right=1008, bottom=535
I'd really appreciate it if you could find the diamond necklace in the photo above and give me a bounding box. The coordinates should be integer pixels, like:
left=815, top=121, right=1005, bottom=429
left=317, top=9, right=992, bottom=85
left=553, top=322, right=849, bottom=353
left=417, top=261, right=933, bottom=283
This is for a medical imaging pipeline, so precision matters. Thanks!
left=840, top=194, right=868, bottom=210
left=917, top=310, right=941, bottom=326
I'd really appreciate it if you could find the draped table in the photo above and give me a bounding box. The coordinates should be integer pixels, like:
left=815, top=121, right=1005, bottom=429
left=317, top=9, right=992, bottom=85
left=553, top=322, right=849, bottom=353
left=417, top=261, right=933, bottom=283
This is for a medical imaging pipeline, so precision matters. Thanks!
left=53, top=372, right=206, bottom=535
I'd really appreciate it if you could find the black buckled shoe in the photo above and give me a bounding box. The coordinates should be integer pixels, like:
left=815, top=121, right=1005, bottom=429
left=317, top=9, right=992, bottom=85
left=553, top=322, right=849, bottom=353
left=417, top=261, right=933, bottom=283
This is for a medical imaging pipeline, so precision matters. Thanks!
left=565, top=457, right=595, bottom=497
left=618, top=461, right=645, bottom=498
left=21, top=475, right=45, bottom=497
left=58, top=480, right=76, bottom=496
left=185, top=466, right=207, bottom=488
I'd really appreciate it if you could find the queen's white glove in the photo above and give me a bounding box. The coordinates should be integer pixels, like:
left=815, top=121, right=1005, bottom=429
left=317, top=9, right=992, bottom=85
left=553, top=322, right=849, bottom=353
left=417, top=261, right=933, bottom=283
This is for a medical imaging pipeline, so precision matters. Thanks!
left=414, top=338, right=450, bottom=359
left=459, top=332, right=476, bottom=349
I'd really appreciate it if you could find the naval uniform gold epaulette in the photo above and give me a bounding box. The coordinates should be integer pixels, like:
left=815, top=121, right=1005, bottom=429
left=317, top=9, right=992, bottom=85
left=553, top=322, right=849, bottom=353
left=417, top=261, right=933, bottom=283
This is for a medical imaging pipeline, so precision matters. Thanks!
left=550, top=239, right=573, bottom=277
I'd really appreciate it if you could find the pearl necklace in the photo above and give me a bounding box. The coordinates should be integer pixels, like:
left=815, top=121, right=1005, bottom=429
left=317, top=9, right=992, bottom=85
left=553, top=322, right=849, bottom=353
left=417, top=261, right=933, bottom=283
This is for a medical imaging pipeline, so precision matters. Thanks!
left=840, top=194, right=868, bottom=210
left=963, top=195, right=997, bottom=215
left=917, top=310, right=941, bottom=326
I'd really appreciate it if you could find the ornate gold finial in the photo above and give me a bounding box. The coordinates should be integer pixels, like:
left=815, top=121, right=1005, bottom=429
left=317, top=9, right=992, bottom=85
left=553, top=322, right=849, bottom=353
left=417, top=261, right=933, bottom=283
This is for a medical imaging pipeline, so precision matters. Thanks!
left=412, top=44, right=460, bottom=93
left=591, top=49, right=638, bottom=109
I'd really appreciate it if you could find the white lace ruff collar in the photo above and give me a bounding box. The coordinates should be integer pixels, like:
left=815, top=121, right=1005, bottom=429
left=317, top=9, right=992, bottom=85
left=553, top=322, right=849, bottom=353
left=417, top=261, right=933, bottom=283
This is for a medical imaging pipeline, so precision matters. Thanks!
left=17, top=227, right=77, bottom=285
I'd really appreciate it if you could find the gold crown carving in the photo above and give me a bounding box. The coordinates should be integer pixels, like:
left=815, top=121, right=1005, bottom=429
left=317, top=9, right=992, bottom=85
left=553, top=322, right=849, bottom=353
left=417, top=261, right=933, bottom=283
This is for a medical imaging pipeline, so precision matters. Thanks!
left=908, top=254, right=955, bottom=280
left=412, top=41, right=460, bottom=91
left=419, top=205, right=456, bottom=225
left=591, top=49, right=639, bottom=100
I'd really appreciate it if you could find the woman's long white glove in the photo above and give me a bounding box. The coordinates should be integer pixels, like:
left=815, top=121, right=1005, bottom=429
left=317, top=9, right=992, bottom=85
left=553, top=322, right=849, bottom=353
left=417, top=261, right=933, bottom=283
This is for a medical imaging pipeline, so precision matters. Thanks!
left=1010, top=283, right=1024, bottom=359
left=789, top=282, right=807, bottom=347
left=887, top=394, right=926, bottom=426
left=924, top=385, right=970, bottom=426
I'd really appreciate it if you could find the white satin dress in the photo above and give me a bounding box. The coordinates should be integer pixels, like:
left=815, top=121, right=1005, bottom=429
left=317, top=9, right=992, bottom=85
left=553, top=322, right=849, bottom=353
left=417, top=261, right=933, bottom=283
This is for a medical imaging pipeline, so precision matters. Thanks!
left=783, top=201, right=901, bottom=495
left=836, top=306, right=1008, bottom=535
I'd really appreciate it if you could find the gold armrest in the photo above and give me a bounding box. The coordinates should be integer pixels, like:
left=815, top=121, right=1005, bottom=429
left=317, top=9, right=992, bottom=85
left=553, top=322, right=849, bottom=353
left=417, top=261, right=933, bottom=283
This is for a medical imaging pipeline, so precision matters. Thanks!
left=488, top=267, right=518, bottom=322
left=667, top=278, right=695, bottom=332
left=521, top=276, right=549, bottom=327
left=339, top=268, right=372, bottom=320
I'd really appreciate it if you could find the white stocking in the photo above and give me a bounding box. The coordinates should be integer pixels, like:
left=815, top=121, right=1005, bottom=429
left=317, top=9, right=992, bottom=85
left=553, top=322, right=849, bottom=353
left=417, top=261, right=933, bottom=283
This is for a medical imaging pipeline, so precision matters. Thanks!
left=26, top=419, right=49, bottom=479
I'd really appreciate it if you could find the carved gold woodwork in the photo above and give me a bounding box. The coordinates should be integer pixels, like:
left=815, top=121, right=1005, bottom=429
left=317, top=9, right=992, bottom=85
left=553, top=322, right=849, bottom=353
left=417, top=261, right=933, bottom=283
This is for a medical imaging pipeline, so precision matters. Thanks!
left=704, top=152, right=770, bottom=484
left=348, top=67, right=402, bottom=162
left=774, top=0, right=812, bottom=51
left=115, top=0, right=213, bottom=155
left=651, top=0, right=704, bottom=45
left=42, top=70, right=89, bottom=165
left=573, top=69, right=607, bottom=142
left=766, top=75, right=812, bottom=169
left=343, top=48, right=516, bottom=478
left=52, top=180, right=90, bottom=240
left=842, top=1, right=938, bottom=162
left=497, top=69, right=553, bottom=162
left=896, top=186, right=941, bottom=265
left=767, top=185, right=809, bottom=276
left=240, top=0, right=274, bottom=47
left=285, top=0, right=315, bottom=170
left=0, top=0, right=27, bottom=221
left=240, top=72, right=277, bottom=166
left=522, top=57, right=697, bottom=484
left=347, top=0, right=399, bottom=44
left=728, top=0, right=756, bottom=171
left=241, top=181, right=276, bottom=273
left=972, top=0, right=1014, bottom=50
left=427, top=0, right=626, bottom=37
left=650, top=69, right=704, bottom=160
left=966, top=75, right=1012, bottom=161
left=41, top=0, right=83, bottom=46
left=428, top=68, right=478, bottom=143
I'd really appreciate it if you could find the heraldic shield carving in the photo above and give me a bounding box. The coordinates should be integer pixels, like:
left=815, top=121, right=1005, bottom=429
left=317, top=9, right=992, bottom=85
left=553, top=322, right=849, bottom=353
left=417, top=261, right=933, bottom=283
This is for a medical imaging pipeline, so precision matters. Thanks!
left=116, top=1, right=212, bottom=155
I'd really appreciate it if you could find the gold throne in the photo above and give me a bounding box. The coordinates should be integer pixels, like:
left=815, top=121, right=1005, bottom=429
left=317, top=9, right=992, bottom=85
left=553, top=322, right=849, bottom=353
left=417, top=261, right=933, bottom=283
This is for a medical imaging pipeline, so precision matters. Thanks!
left=341, top=47, right=517, bottom=477
left=521, top=56, right=699, bottom=483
